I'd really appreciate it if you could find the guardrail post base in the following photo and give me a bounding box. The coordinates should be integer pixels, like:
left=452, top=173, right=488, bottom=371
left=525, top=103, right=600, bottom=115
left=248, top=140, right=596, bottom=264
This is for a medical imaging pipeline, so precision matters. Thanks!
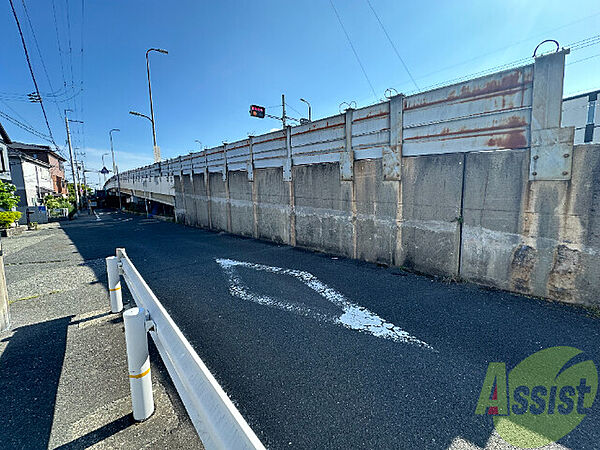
left=123, top=307, right=154, bottom=421
left=106, top=256, right=123, bottom=313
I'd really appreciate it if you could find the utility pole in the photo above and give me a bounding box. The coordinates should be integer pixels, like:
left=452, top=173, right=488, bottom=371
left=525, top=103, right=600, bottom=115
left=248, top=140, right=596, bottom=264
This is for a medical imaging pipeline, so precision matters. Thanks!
left=80, top=160, right=91, bottom=215
left=65, top=111, right=80, bottom=210
left=109, top=129, right=122, bottom=211
left=281, top=94, right=286, bottom=129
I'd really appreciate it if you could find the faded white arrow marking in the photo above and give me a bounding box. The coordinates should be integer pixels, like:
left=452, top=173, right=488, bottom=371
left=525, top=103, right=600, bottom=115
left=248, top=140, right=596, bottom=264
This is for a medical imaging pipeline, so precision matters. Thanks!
left=216, top=258, right=432, bottom=349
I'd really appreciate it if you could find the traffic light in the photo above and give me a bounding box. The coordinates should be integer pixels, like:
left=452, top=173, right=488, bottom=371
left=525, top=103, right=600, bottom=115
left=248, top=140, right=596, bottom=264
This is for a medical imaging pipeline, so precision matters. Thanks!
left=250, top=105, right=265, bottom=118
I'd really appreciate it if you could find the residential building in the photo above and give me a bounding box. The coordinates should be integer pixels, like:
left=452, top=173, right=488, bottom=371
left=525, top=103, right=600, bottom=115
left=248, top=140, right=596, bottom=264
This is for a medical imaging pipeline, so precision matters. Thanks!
left=8, top=142, right=67, bottom=195
left=8, top=149, right=53, bottom=208
left=0, top=122, right=12, bottom=182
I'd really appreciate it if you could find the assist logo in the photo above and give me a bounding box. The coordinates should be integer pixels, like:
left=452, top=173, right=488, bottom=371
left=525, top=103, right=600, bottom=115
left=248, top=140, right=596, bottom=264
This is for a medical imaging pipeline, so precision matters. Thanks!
left=475, top=346, right=597, bottom=448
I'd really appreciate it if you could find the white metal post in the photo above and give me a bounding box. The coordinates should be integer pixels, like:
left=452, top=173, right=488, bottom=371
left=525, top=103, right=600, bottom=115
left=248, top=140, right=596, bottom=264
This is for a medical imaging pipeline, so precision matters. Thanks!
left=123, top=307, right=154, bottom=421
left=106, top=256, right=123, bottom=313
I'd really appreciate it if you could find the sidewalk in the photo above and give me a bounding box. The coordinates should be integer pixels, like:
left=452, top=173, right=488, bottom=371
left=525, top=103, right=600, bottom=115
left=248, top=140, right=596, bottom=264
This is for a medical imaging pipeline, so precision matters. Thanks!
left=0, top=217, right=203, bottom=449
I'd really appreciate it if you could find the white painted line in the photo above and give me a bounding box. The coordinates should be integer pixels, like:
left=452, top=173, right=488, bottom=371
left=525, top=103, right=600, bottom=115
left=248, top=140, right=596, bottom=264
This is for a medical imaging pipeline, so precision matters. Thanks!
left=94, top=211, right=101, bottom=221
left=216, top=258, right=433, bottom=349
left=448, top=420, right=570, bottom=449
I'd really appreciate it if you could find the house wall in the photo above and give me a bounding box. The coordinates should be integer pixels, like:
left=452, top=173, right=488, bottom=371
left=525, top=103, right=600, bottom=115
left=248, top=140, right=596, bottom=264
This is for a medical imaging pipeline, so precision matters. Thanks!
left=9, top=157, right=53, bottom=207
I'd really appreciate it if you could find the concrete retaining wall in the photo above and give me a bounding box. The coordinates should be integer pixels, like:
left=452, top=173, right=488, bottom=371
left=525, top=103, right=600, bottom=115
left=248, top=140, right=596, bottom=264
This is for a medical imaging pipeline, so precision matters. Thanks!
left=111, top=51, right=599, bottom=306
left=172, top=143, right=600, bottom=306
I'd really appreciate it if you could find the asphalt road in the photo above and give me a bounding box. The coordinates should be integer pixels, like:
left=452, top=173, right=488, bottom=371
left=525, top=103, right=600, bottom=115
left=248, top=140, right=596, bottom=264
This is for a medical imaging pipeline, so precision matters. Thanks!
left=62, top=211, right=600, bottom=449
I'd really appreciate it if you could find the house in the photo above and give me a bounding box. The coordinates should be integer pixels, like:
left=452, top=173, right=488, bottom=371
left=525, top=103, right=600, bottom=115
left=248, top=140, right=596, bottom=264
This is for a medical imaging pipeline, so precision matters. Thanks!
left=0, top=122, right=12, bottom=182
left=8, top=148, right=53, bottom=224
left=7, top=142, right=67, bottom=195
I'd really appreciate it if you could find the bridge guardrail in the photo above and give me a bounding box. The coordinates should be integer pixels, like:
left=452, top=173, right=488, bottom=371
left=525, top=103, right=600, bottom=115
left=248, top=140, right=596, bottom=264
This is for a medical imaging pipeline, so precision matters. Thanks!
left=110, top=247, right=265, bottom=450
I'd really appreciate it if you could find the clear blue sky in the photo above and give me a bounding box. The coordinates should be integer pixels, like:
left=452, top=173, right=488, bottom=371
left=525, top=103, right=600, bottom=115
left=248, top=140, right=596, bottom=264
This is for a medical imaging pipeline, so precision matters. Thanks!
left=1, top=0, right=599, bottom=187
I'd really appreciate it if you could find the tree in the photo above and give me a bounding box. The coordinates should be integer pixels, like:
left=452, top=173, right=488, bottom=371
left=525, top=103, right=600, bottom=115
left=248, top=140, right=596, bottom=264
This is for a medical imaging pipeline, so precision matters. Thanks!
left=0, top=180, right=20, bottom=211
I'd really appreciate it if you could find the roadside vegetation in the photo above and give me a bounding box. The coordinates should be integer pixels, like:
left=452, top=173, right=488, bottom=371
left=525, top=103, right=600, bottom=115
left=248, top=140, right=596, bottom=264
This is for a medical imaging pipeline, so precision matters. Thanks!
left=0, top=180, right=21, bottom=229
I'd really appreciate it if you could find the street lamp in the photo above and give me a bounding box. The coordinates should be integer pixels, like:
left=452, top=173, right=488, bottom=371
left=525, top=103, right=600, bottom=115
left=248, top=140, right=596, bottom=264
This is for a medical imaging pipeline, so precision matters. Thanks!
left=146, top=48, right=168, bottom=163
left=300, top=98, right=312, bottom=122
left=129, top=110, right=152, bottom=122
left=109, top=128, right=122, bottom=211
left=194, top=140, right=203, bottom=151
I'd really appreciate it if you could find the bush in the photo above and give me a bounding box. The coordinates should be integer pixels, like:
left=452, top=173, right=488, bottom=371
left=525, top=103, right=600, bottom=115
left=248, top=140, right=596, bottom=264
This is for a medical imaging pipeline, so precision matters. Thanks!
left=44, top=195, right=72, bottom=210
left=0, top=180, right=20, bottom=211
left=0, top=211, right=22, bottom=229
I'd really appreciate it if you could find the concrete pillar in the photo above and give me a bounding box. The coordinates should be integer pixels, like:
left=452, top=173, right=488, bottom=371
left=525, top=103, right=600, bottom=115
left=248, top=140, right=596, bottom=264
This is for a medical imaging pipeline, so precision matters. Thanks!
left=340, top=108, right=354, bottom=181
left=247, top=136, right=255, bottom=182
left=223, top=144, right=232, bottom=232
left=384, top=95, right=403, bottom=181
left=248, top=136, right=259, bottom=239
left=204, top=152, right=213, bottom=230
left=529, top=50, right=574, bottom=181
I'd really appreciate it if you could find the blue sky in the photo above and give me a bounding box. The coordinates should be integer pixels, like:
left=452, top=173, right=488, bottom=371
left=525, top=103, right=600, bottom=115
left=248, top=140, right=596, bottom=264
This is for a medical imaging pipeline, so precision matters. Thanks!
left=1, top=0, right=600, bottom=187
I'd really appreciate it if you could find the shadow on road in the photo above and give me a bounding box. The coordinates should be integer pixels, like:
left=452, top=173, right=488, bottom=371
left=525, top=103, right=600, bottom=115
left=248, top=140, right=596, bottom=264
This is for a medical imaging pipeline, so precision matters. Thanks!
left=0, top=316, right=71, bottom=449
left=53, top=415, right=133, bottom=450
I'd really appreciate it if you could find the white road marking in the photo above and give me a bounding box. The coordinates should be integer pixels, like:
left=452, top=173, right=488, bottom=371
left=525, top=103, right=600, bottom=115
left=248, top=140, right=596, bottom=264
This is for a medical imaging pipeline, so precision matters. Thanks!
left=216, top=258, right=432, bottom=349
left=448, top=419, right=570, bottom=449
left=94, top=211, right=101, bottom=221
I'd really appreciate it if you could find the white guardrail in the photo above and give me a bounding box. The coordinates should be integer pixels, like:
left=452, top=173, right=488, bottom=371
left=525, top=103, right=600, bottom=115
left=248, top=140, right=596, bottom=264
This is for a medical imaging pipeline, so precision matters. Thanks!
left=107, top=248, right=265, bottom=450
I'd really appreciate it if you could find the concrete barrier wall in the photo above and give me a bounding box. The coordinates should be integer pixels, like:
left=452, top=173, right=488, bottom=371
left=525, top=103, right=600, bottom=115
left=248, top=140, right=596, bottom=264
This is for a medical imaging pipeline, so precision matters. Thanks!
left=111, top=51, right=600, bottom=306
left=172, top=143, right=599, bottom=305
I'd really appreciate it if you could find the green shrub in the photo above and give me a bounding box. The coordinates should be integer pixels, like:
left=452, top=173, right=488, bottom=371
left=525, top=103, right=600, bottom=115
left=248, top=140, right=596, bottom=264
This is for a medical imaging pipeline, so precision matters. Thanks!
left=0, top=211, right=22, bottom=229
left=0, top=180, right=19, bottom=210
left=44, top=195, right=72, bottom=210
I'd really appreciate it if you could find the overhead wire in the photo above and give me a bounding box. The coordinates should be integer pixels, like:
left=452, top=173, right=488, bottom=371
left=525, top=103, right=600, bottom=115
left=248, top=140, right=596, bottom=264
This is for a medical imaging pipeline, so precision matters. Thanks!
left=7, top=0, right=59, bottom=151
left=403, top=33, right=600, bottom=96
left=0, top=110, right=53, bottom=143
left=284, top=102, right=304, bottom=117
left=0, top=99, right=39, bottom=133
left=404, top=12, right=600, bottom=89
left=20, top=0, right=65, bottom=122
left=566, top=52, right=600, bottom=66
left=329, top=0, right=378, bottom=101
left=51, top=0, right=67, bottom=88
left=365, top=0, right=420, bottom=91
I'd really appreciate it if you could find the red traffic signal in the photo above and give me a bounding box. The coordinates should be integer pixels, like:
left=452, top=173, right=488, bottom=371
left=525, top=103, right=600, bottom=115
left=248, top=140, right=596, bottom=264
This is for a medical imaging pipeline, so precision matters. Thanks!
left=250, top=105, right=265, bottom=118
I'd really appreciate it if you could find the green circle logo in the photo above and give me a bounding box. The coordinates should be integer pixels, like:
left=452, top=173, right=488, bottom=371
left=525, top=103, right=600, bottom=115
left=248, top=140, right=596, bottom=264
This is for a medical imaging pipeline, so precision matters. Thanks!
left=476, top=346, right=597, bottom=448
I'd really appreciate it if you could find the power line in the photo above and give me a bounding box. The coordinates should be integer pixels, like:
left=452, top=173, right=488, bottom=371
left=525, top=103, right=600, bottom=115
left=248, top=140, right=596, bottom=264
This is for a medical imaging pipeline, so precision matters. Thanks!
left=51, top=0, right=67, bottom=88
left=365, top=0, right=419, bottom=91
left=404, top=33, right=600, bottom=96
left=64, top=0, right=75, bottom=90
left=0, top=110, right=52, bottom=142
left=0, top=99, right=36, bottom=129
left=20, top=0, right=65, bottom=121
left=329, top=0, right=378, bottom=101
left=8, top=0, right=58, bottom=150
left=79, top=0, right=86, bottom=157
left=285, top=102, right=303, bottom=116
left=566, top=52, right=600, bottom=66
left=395, top=14, right=600, bottom=91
